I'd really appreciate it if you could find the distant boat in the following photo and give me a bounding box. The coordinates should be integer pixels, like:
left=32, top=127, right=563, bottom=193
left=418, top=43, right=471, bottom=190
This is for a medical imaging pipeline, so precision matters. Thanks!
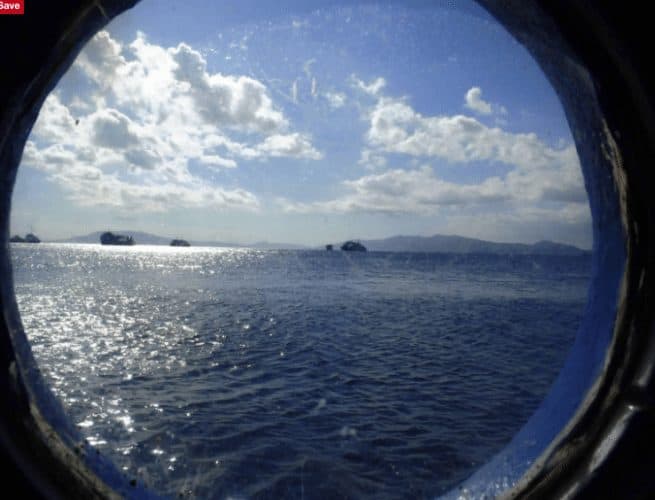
left=170, top=239, right=190, bottom=247
left=341, top=240, right=367, bottom=252
left=100, top=232, right=134, bottom=246
left=10, top=233, right=40, bottom=243
left=326, top=244, right=333, bottom=251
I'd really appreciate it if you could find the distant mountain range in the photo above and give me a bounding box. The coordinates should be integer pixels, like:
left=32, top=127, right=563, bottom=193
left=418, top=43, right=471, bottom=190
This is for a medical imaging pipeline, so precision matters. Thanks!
left=358, top=234, right=589, bottom=255
left=56, top=231, right=589, bottom=255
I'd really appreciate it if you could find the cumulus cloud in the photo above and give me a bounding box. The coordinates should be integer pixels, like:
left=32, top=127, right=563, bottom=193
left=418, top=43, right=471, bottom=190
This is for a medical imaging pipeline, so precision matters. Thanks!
left=363, top=94, right=584, bottom=204
left=31, top=95, right=77, bottom=143
left=358, top=149, right=387, bottom=169
left=23, top=136, right=258, bottom=213
left=90, top=108, right=139, bottom=149
left=256, top=133, right=323, bottom=160
left=199, top=131, right=322, bottom=161
left=464, top=86, right=507, bottom=117
left=170, top=42, right=287, bottom=133
left=464, top=87, right=492, bottom=115
left=281, top=76, right=588, bottom=231
left=280, top=165, right=508, bottom=214
left=74, top=31, right=125, bottom=87
left=23, top=31, right=322, bottom=213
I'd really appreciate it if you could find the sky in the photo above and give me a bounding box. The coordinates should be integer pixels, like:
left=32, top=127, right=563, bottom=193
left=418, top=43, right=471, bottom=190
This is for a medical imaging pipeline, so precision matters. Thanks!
left=10, top=0, right=592, bottom=248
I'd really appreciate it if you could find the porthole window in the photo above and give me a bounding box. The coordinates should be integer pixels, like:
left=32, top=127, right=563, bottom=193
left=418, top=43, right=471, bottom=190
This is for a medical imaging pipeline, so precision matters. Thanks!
left=1, top=1, right=636, bottom=499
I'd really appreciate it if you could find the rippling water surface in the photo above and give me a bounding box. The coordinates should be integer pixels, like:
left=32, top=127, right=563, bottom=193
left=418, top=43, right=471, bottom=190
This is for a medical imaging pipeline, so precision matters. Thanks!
left=11, top=243, right=590, bottom=498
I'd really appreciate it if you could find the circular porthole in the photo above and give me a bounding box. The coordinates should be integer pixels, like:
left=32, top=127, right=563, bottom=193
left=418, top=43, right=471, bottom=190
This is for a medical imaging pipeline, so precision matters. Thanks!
left=1, top=1, right=654, bottom=499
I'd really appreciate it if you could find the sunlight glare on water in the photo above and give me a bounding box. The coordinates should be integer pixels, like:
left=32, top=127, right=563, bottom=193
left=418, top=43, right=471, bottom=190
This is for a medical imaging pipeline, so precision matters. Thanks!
left=12, top=243, right=589, bottom=497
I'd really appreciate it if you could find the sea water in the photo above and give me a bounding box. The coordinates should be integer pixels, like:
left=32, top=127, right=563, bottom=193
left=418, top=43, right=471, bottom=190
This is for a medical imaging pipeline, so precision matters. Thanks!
left=11, top=243, right=590, bottom=498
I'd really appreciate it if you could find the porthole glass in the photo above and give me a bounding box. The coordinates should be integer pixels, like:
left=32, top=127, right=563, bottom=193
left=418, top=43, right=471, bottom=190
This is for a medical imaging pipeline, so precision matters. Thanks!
left=10, top=1, right=594, bottom=497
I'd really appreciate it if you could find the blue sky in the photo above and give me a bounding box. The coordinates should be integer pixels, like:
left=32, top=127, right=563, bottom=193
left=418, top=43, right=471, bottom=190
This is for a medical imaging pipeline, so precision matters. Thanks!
left=11, top=0, right=592, bottom=248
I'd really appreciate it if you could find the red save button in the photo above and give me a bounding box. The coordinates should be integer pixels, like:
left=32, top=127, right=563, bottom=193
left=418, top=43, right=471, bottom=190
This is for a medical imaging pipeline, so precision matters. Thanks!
left=0, top=0, right=24, bottom=15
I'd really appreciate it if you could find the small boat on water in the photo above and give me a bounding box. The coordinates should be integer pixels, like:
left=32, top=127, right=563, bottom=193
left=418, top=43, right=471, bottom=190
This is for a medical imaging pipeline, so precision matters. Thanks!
left=341, top=240, right=367, bottom=252
left=170, top=239, right=190, bottom=247
left=326, top=244, right=333, bottom=251
left=100, top=231, right=135, bottom=246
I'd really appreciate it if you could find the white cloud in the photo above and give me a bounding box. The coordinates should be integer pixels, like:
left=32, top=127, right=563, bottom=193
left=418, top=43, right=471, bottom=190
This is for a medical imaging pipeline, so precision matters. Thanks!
left=351, top=75, right=386, bottom=96
left=255, top=133, right=323, bottom=160
left=74, top=30, right=125, bottom=87
left=358, top=149, right=387, bottom=170
left=197, top=131, right=322, bottom=161
left=123, top=148, right=161, bottom=170
left=170, top=42, right=287, bottom=133
left=303, top=58, right=316, bottom=79
left=464, top=86, right=507, bottom=117
left=291, top=80, right=298, bottom=104
left=464, top=87, right=492, bottom=115
left=324, top=91, right=346, bottom=109
left=23, top=137, right=257, bottom=213
left=23, top=31, right=322, bottom=213
left=281, top=77, right=587, bottom=226
left=280, top=165, right=508, bottom=214
left=363, top=95, right=584, bottom=204
left=68, top=96, right=94, bottom=114
left=90, top=108, right=139, bottom=149
left=31, top=94, right=77, bottom=143
left=198, top=154, right=237, bottom=169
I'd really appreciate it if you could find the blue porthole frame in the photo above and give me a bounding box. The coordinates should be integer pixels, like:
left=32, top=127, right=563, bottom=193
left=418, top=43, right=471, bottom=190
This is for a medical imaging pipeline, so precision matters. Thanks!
left=0, top=1, right=653, bottom=498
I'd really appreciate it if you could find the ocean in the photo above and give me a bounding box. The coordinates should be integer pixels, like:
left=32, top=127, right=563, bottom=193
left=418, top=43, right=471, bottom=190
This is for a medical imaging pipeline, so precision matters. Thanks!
left=11, top=243, right=590, bottom=498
